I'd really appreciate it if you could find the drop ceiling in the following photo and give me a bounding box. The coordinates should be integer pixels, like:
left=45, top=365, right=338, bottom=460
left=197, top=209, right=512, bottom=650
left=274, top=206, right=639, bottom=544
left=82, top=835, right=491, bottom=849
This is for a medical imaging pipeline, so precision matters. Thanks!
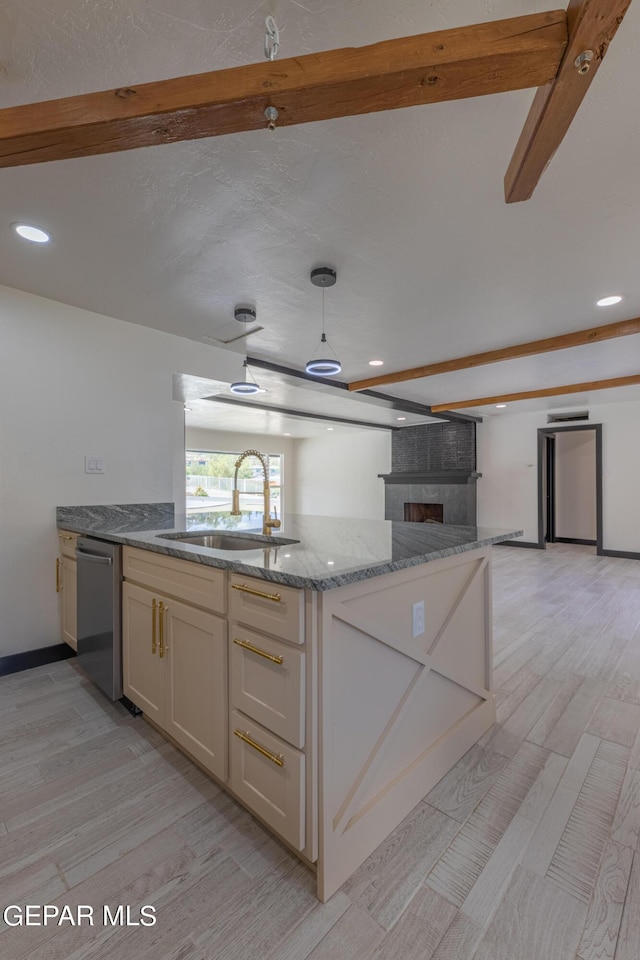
left=1, top=0, right=639, bottom=420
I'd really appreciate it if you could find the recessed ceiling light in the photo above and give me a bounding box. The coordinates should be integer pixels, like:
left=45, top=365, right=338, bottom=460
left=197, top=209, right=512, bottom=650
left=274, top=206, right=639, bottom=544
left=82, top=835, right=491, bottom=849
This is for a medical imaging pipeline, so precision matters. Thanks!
left=284, top=433, right=291, bottom=436
left=13, top=223, right=50, bottom=243
left=597, top=295, right=622, bottom=306
left=369, top=360, right=384, bottom=366
left=397, top=416, right=406, bottom=421
left=327, top=427, right=334, bottom=431
left=327, top=561, right=334, bottom=565
left=496, top=404, right=507, bottom=409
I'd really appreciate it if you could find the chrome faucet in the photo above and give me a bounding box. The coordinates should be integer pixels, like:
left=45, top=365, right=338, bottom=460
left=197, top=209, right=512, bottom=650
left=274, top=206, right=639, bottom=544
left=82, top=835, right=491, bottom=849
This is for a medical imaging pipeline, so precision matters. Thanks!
left=230, top=449, right=281, bottom=536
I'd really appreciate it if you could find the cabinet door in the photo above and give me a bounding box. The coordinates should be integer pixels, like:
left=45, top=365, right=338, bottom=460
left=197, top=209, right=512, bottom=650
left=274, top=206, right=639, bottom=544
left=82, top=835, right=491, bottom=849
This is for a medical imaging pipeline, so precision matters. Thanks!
left=163, top=598, right=227, bottom=782
left=122, top=582, right=164, bottom=726
left=60, top=555, right=77, bottom=651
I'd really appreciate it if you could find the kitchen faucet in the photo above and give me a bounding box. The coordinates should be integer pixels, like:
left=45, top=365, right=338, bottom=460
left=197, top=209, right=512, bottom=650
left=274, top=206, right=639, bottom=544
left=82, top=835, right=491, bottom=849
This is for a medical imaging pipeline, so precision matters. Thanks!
left=230, top=449, right=281, bottom=536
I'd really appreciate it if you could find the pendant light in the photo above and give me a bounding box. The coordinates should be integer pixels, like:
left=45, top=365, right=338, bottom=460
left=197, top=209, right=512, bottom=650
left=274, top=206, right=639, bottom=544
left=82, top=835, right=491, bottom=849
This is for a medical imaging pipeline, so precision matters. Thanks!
left=230, top=359, right=261, bottom=395
left=306, top=267, right=342, bottom=376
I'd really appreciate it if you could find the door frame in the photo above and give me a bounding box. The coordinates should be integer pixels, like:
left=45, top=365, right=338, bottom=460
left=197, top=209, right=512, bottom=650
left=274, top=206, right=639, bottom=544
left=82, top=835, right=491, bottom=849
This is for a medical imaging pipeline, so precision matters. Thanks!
left=544, top=434, right=556, bottom=543
left=537, top=424, right=603, bottom=555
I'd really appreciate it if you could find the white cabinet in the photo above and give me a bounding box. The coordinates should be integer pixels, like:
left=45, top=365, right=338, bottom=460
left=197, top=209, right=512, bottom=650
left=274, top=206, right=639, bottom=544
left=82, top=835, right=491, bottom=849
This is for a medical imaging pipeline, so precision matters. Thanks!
left=228, top=578, right=309, bottom=851
left=57, top=530, right=78, bottom=650
left=117, top=541, right=496, bottom=903
left=121, top=582, right=164, bottom=725
left=122, top=554, right=227, bottom=782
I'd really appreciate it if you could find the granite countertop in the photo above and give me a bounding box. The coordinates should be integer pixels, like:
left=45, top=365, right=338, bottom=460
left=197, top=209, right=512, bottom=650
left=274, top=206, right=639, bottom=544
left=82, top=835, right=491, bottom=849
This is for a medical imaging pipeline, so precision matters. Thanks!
left=56, top=503, right=522, bottom=591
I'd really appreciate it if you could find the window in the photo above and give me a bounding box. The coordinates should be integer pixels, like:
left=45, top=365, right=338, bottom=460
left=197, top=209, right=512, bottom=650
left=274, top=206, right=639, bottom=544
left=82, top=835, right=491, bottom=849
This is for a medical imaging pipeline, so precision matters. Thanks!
left=185, top=450, right=283, bottom=522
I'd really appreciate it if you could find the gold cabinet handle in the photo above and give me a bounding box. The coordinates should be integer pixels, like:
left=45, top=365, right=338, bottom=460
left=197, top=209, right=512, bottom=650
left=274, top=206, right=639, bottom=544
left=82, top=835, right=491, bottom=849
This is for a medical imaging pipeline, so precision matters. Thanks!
left=231, top=582, right=281, bottom=603
left=55, top=558, right=61, bottom=593
left=159, top=601, right=168, bottom=657
left=151, top=598, right=157, bottom=655
left=59, top=534, right=73, bottom=541
left=234, top=730, right=284, bottom=767
left=233, top=638, right=283, bottom=665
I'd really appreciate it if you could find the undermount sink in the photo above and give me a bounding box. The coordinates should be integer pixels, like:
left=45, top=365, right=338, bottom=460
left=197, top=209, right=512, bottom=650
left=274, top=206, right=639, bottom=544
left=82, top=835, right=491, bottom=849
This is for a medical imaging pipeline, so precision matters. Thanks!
left=157, top=531, right=299, bottom=551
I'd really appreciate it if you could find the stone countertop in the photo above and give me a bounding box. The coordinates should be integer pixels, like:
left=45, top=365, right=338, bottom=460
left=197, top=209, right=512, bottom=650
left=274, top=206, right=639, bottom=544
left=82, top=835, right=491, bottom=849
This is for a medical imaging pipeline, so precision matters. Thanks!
left=57, top=503, right=522, bottom=591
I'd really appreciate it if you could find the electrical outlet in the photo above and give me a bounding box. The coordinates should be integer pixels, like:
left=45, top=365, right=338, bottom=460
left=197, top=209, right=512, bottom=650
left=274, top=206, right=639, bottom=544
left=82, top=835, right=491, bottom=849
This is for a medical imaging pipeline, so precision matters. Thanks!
left=412, top=600, right=425, bottom=638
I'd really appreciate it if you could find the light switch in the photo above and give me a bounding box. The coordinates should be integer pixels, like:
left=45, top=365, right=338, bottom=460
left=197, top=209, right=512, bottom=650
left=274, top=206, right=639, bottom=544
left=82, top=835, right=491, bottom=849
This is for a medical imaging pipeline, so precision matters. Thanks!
left=85, top=456, right=105, bottom=474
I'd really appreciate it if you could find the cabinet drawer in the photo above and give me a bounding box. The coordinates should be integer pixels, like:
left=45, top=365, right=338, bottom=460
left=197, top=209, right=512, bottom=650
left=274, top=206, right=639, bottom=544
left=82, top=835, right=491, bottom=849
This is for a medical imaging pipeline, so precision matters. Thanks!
left=230, top=710, right=305, bottom=851
left=230, top=626, right=305, bottom=749
left=58, top=529, right=79, bottom=559
left=229, top=573, right=304, bottom=644
left=123, top=547, right=226, bottom=614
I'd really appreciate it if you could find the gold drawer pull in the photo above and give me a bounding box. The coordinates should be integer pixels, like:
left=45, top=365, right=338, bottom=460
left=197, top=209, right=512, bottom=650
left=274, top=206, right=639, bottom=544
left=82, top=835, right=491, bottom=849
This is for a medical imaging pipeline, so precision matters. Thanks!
left=232, top=582, right=281, bottom=603
left=59, top=534, right=73, bottom=541
left=151, top=598, right=157, bottom=655
left=233, top=638, right=283, bottom=665
left=234, top=730, right=284, bottom=767
left=159, top=601, right=168, bottom=657
left=55, top=558, right=61, bottom=593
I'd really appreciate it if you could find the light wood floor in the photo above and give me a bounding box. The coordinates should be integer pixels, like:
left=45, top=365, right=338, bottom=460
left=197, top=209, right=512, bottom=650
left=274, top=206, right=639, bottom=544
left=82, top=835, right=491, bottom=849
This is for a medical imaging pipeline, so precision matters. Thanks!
left=2, top=544, right=640, bottom=960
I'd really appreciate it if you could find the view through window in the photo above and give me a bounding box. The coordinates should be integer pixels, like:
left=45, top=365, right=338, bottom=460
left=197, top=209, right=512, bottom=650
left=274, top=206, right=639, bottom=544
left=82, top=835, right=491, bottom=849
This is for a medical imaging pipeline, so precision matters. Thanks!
left=186, top=450, right=282, bottom=525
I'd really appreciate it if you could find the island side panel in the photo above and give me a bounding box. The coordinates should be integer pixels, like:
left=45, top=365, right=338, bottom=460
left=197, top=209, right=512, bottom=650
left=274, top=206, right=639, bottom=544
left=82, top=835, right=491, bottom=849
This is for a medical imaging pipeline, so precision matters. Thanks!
left=316, top=546, right=495, bottom=902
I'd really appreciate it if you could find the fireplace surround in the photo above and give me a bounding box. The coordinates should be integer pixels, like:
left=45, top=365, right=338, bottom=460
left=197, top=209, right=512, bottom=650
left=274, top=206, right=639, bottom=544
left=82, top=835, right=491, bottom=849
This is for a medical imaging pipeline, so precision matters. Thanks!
left=381, top=422, right=479, bottom=526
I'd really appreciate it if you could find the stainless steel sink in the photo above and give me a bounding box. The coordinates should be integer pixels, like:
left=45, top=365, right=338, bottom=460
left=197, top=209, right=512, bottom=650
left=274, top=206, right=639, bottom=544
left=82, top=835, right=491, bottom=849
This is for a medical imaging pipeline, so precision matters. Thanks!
left=157, top=532, right=299, bottom=551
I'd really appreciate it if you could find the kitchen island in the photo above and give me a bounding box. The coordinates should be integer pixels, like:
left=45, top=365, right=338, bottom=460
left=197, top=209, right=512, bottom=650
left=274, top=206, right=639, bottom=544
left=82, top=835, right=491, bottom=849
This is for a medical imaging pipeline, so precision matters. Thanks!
left=57, top=503, right=521, bottom=900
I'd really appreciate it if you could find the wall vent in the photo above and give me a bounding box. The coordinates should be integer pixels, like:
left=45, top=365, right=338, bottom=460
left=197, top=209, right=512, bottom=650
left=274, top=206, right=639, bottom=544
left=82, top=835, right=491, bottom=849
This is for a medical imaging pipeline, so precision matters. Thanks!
left=547, top=411, right=589, bottom=424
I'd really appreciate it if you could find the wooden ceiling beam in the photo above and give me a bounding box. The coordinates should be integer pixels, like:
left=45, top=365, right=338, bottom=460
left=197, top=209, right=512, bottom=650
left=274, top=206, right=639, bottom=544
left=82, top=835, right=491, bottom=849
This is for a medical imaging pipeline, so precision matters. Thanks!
left=0, top=12, right=567, bottom=168
left=504, top=0, right=633, bottom=203
left=430, top=374, right=640, bottom=411
left=348, top=316, right=640, bottom=391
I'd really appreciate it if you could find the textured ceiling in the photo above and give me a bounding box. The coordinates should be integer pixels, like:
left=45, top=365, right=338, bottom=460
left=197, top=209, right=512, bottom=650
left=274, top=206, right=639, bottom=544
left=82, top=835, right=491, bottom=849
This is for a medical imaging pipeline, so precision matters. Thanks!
left=1, top=0, right=639, bottom=426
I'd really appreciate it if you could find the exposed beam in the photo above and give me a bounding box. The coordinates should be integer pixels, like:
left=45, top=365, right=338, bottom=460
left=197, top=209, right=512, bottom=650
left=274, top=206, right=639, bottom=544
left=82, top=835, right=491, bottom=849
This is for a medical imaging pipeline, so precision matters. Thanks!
left=431, top=374, right=640, bottom=412
left=348, top=316, right=640, bottom=391
left=0, top=12, right=567, bottom=168
left=505, top=0, right=633, bottom=203
left=246, top=357, right=481, bottom=423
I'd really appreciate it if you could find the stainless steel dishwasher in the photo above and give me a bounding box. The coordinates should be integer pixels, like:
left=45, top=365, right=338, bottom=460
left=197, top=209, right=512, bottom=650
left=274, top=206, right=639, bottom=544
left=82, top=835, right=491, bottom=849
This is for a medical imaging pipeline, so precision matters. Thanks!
left=76, top=537, right=123, bottom=700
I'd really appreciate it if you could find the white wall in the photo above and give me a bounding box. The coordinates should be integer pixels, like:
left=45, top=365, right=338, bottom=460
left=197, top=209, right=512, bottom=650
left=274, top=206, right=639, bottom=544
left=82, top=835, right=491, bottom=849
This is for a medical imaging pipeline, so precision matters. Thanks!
left=185, top=427, right=296, bottom=515
left=478, top=401, right=640, bottom=553
left=555, top=431, right=597, bottom=541
left=0, top=285, right=239, bottom=656
left=293, top=430, right=391, bottom=519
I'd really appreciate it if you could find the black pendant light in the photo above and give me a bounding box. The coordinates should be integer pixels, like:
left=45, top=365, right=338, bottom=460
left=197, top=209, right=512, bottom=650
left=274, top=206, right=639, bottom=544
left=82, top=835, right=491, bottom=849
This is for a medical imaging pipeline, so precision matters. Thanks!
left=306, top=267, right=342, bottom=376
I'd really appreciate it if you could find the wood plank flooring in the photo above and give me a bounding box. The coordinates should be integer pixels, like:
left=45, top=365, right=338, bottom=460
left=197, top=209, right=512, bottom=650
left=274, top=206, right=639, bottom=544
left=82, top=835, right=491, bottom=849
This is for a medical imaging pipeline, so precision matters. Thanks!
left=1, top=543, right=640, bottom=959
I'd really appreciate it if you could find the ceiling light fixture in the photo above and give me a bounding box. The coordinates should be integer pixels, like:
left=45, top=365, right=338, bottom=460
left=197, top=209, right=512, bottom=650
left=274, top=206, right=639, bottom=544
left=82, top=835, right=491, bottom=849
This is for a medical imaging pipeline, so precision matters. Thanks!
left=596, top=295, right=622, bottom=306
left=234, top=306, right=257, bottom=324
left=229, top=359, right=261, bottom=396
left=327, top=427, right=334, bottom=431
left=306, top=267, right=342, bottom=376
left=397, top=416, right=406, bottom=421
left=496, top=403, right=507, bottom=409
left=12, top=223, right=50, bottom=243
left=369, top=360, right=384, bottom=367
